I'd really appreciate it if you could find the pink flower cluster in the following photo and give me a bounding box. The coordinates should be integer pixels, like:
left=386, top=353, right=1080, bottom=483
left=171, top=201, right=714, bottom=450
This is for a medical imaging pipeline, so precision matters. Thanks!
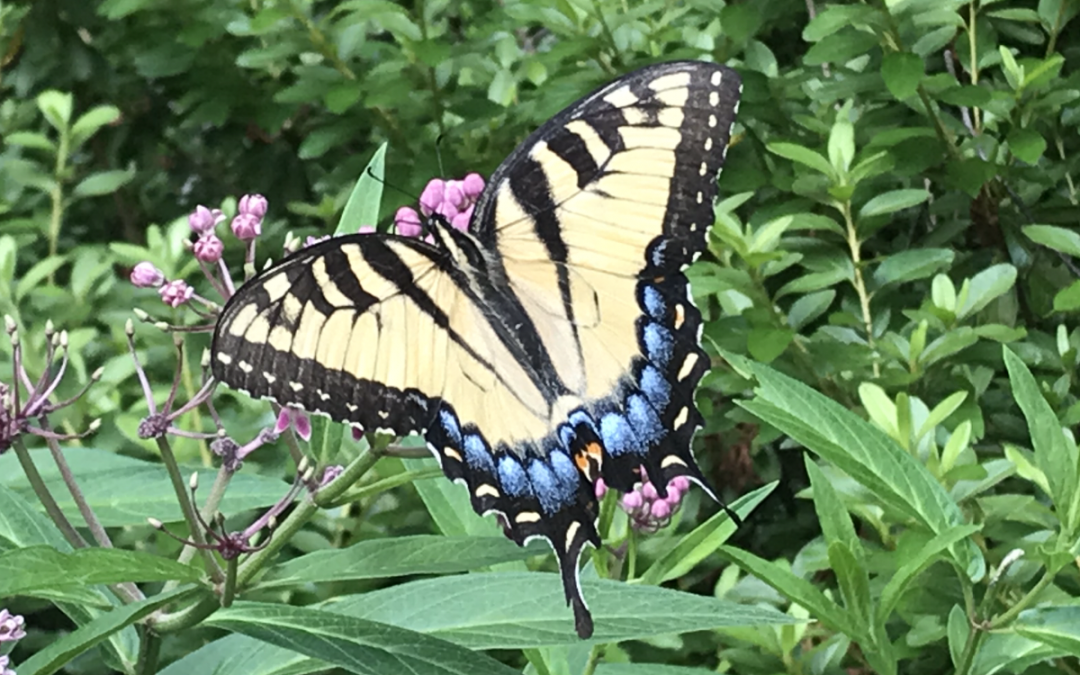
left=0, top=608, right=25, bottom=675
left=596, top=473, right=692, bottom=534
left=393, top=173, right=485, bottom=237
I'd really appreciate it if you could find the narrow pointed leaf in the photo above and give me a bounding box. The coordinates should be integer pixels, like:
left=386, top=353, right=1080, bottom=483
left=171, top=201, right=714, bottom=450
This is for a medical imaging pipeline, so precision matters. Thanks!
left=0, top=546, right=201, bottom=597
left=337, top=142, right=386, bottom=235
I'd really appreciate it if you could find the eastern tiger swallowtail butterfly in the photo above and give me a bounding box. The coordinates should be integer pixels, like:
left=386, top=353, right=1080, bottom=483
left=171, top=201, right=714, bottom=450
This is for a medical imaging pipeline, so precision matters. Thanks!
left=212, top=60, right=741, bottom=638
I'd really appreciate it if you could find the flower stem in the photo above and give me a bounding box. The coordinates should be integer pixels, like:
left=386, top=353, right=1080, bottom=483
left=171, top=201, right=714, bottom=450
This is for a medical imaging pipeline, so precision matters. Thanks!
left=155, top=436, right=224, bottom=582
left=134, top=625, right=161, bottom=675
left=12, top=437, right=87, bottom=548
left=581, top=644, right=603, bottom=675
left=150, top=593, right=219, bottom=634
left=988, top=569, right=1056, bottom=629
left=164, top=465, right=234, bottom=592
left=222, top=557, right=238, bottom=607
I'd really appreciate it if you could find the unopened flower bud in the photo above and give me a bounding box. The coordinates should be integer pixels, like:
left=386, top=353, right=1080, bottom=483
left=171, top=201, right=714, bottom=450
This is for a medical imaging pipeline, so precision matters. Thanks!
left=201, top=349, right=211, bottom=368
left=91, top=367, right=104, bottom=381
left=419, top=179, right=446, bottom=216
left=193, top=234, right=224, bottom=263
left=159, top=279, right=194, bottom=308
left=3, top=315, right=15, bottom=334
left=462, top=172, right=485, bottom=199
left=357, top=225, right=376, bottom=235
left=189, top=205, right=225, bottom=234
left=0, top=609, right=27, bottom=643
left=45, top=319, right=55, bottom=336
left=238, top=194, right=268, bottom=219
left=147, top=517, right=164, bottom=529
left=154, top=321, right=170, bottom=331
left=230, top=213, right=262, bottom=241
left=650, top=499, right=672, bottom=519
left=394, top=206, right=423, bottom=238
left=130, top=262, right=165, bottom=288
left=125, top=318, right=135, bottom=336
left=189, top=472, right=199, bottom=491
left=59, top=330, right=69, bottom=348
left=451, top=205, right=473, bottom=232
left=297, top=456, right=310, bottom=475
left=88, top=419, right=102, bottom=432
left=133, top=308, right=151, bottom=322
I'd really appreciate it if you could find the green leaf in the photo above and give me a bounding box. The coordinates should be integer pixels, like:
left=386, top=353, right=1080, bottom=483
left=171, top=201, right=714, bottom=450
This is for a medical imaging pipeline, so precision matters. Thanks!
left=805, top=458, right=860, bottom=556
left=873, top=248, right=954, bottom=286
left=947, top=604, right=970, bottom=669
left=1007, top=128, right=1046, bottom=163
left=0, top=448, right=288, bottom=527
left=936, top=85, right=992, bottom=107
left=159, top=634, right=321, bottom=675
left=916, top=391, right=968, bottom=442
left=37, top=90, right=73, bottom=130
left=881, top=52, right=924, bottom=99
left=750, top=215, right=794, bottom=253
left=73, top=169, right=134, bottom=198
left=788, top=290, right=835, bottom=331
left=261, top=536, right=548, bottom=588
left=0, top=546, right=201, bottom=597
left=828, top=541, right=873, bottom=630
left=4, top=131, right=57, bottom=151
left=1004, top=347, right=1078, bottom=530
left=1054, top=281, right=1080, bottom=312
left=70, top=105, right=121, bottom=147
left=339, top=573, right=797, bottom=647
left=940, top=421, right=972, bottom=474
left=205, top=602, right=521, bottom=675
left=402, top=454, right=501, bottom=537
left=727, top=352, right=980, bottom=578
left=858, top=382, right=898, bottom=439
left=596, top=666, right=716, bottom=675
left=309, top=416, right=345, bottom=467
left=828, top=112, right=855, bottom=174
left=876, top=523, right=981, bottom=623
left=932, top=274, right=957, bottom=312
left=1015, top=607, right=1080, bottom=656
left=747, top=327, right=794, bottom=362
left=957, top=263, right=1017, bottom=318
left=999, top=46, right=1023, bottom=90
left=767, top=142, right=835, bottom=177
left=15, top=587, right=199, bottom=675
left=858, top=189, right=930, bottom=218
left=1023, top=224, right=1080, bottom=257
left=920, top=327, right=978, bottom=366
left=639, top=482, right=776, bottom=586
left=15, top=255, right=68, bottom=300
left=338, top=142, right=386, bottom=235
left=717, top=546, right=859, bottom=638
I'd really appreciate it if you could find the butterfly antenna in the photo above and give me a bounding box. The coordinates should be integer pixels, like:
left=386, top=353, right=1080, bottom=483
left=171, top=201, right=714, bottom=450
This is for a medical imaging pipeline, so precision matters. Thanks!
left=434, top=133, right=447, bottom=177
left=367, top=167, right=420, bottom=204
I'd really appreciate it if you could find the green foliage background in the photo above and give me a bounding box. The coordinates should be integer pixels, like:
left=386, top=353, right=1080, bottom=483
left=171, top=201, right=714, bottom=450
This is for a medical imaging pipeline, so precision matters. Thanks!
left=2, top=0, right=1080, bottom=674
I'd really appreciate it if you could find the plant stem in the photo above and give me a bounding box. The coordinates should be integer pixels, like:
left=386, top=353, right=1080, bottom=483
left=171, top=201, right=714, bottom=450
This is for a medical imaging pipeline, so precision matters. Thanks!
left=164, top=465, right=233, bottom=593
left=222, top=557, right=238, bottom=607
left=134, top=625, right=161, bottom=675
left=47, top=123, right=70, bottom=283
left=581, top=644, right=603, bottom=675
left=953, top=622, right=984, bottom=675
left=522, top=649, right=554, bottom=675
left=150, top=593, right=219, bottom=634
left=841, top=201, right=880, bottom=377
left=12, top=437, right=87, bottom=548
left=988, top=569, right=1055, bottom=629
left=155, top=436, right=224, bottom=582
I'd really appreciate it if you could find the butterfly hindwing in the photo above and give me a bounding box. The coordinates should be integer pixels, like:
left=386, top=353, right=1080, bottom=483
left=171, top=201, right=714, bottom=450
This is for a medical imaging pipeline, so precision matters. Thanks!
left=212, top=60, right=741, bottom=639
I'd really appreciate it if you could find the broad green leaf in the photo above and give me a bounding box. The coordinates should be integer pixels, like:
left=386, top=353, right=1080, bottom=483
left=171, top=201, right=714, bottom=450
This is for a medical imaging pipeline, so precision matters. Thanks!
left=750, top=215, right=794, bottom=253
left=37, top=90, right=73, bottom=129
left=802, top=4, right=878, bottom=41
left=828, top=112, right=855, bottom=174
left=0, top=483, right=73, bottom=551
left=936, top=85, right=992, bottom=107
left=639, top=482, right=776, bottom=585
left=70, top=105, right=121, bottom=147
left=1004, top=347, right=1078, bottom=530
left=767, top=142, right=835, bottom=177
left=881, top=52, right=924, bottom=99
left=339, top=573, right=797, bottom=647
left=858, top=189, right=929, bottom=218
left=73, top=169, right=134, bottom=197
left=999, top=46, right=1023, bottom=89
left=717, top=546, right=858, bottom=638
left=204, top=602, right=520, bottom=675
left=873, top=249, right=954, bottom=286
left=971, top=631, right=1065, bottom=675
left=828, top=541, right=873, bottom=634
left=1023, top=224, right=1080, bottom=257
left=916, top=391, right=968, bottom=442
left=337, top=142, right=386, bottom=235
left=1054, top=281, right=1080, bottom=312
left=0, top=546, right=201, bottom=597
left=920, top=327, right=978, bottom=366
left=876, top=523, right=981, bottom=622
left=1004, top=443, right=1052, bottom=496
left=747, top=327, right=794, bottom=362
left=309, top=416, right=345, bottom=467
left=15, top=587, right=199, bottom=675
left=1015, top=607, right=1080, bottom=656
left=261, top=535, right=547, bottom=588
left=1007, top=128, right=1046, bottom=163
left=159, top=634, right=322, bottom=675
left=15, top=255, right=68, bottom=300
left=0, top=448, right=287, bottom=527
left=858, top=382, right=898, bottom=439
left=806, top=459, right=861, bottom=557
left=727, top=352, right=980, bottom=579
left=947, top=604, right=969, bottom=668
left=932, top=274, right=957, bottom=312
left=788, top=290, right=835, bottom=331
left=596, top=666, right=716, bottom=675
left=940, top=421, right=972, bottom=474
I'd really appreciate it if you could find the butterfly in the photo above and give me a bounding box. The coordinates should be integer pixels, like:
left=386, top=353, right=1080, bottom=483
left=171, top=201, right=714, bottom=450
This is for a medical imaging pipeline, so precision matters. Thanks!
left=211, top=60, right=741, bottom=638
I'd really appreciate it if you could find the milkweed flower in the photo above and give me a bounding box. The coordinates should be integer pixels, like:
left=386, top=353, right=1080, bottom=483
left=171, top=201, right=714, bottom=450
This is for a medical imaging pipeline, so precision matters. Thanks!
left=620, top=473, right=691, bottom=534
left=275, top=407, right=311, bottom=442
left=130, top=262, right=165, bottom=288
left=188, top=205, right=225, bottom=234
left=230, top=213, right=262, bottom=241
left=158, top=279, right=194, bottom=308
left=193, top=234, right=224, bottom=263
left=238, top=193, right=268, bottom=220
left=0, top=654, right=15, bottom=675
left=400, top=173, right=486, bottom=237
left=0, top=609, right=26, bottom=642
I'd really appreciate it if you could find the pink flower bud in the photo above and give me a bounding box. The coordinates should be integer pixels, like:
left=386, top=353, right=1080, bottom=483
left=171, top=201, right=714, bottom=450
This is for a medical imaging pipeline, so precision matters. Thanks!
left=320, top=465, right=344, bottom=487
left=419, top=179, right=446, bottom=217
left=188, top=205, right=224, bottom=234
left=444, top=181, right=467, bottom=209
left=650, top=499, right=672, bottom=519
left=351, top=425, right=364, bottom=440
left=451, top=207, right=472, bottom=233
left=275, top=408, right=312, bottom=441
left=0, top=609, right=26, bottom=642
left=621, top=491, right=644, bottom=510
left=437, top=201, right=460, bottom=221
left=395, top=206, right=423, bottom=238
left=594, top=477, right=607, bottom=499
left=231, top=213, right=262, bottom=241
left=304, top=235, right=330, bottom=249
left=238, top=194, right=268, bottom=219
left=358, top=225, right=376, bottom=234
left=641, top=482, right=658, bottom=501
left=193, top=234, right=224, bottom=263
left=158, top=279, right=194, bottom=308
left=670, top=476, right=690, bottom=493
left=130, top=262, right=165, bottom=288
left=462, top=173, right=485, bottom=199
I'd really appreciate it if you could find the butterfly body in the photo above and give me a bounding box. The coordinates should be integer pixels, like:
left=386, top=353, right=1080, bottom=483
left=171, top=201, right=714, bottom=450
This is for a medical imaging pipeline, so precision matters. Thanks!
left=212, top=61, right=741, bottom=638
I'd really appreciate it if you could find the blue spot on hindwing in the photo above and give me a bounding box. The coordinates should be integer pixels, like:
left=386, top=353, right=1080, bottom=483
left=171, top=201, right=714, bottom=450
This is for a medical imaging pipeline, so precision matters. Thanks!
left=642, top=285, right=667, bottom=321
left=638, top=364, right=671, bottom=408
left=439, top=409, right=462, bottom=446
left=463, top=433, right=495, bottom=474
left=626, top=394, right=665, bottom=445
left=550, top=451, right=581, bottom=493
left=498, top=455, right=530, bottom=498
left=600, top=412, right=640, bottom=457
left=528, top=459, right=572, bottom=514
left=643, top=322, right=674, bottom=369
